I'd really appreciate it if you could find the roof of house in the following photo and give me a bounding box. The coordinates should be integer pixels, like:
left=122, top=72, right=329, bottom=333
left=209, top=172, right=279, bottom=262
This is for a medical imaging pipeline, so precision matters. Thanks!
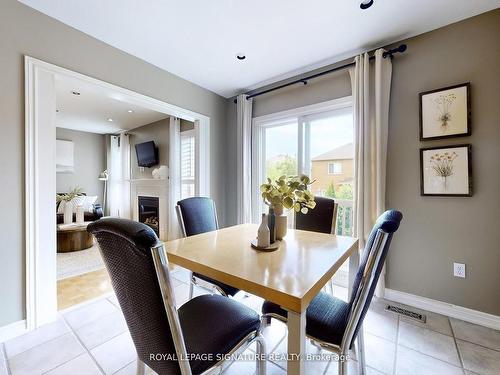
left=312, top=143, right=353, bottom=161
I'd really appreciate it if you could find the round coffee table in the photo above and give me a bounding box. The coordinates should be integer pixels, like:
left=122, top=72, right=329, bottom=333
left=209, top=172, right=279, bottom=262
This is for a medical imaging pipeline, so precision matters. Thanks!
left=57, top=224, right=94, bottom=253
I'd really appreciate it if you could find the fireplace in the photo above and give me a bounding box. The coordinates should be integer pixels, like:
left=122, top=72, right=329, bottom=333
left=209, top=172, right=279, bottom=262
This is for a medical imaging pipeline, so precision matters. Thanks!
left=138, top=196, right=160, bottom=235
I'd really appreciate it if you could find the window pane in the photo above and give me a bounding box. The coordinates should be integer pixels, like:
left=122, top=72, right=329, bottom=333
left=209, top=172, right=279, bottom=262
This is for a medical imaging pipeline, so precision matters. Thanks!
left=309, top=111, right=353, bottom=199
left=264, top=122, right=298, bottom=181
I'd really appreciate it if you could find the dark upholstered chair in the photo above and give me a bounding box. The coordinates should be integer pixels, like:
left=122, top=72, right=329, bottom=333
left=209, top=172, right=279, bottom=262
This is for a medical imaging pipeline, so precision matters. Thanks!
left=295, top=196, right=338, bottom=235
left=261, top=210, right=403, bottom=375
left=176, top=197, right=240, bottom=298
left=88, top=218, right=266, bottom=375
left=295, top=196, right=338, bottom=293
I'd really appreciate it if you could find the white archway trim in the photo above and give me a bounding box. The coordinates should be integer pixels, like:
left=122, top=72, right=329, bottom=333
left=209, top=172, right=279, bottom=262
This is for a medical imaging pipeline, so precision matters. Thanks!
left=24, top=56, right=210, bottom=330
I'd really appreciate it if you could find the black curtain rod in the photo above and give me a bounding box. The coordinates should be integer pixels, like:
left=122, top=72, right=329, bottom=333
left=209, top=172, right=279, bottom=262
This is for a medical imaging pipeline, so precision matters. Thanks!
left=234, top=44, right=407, bottom=103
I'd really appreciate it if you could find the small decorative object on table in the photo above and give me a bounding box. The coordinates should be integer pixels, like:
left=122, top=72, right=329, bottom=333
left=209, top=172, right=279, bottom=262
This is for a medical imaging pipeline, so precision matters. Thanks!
left=257, top=213, right=270, bottom=248
left=56, top=187, right=82, bottom=225
left=75, top=205, right=84, bottom=223
left=260, top=175, right=316, bottom=240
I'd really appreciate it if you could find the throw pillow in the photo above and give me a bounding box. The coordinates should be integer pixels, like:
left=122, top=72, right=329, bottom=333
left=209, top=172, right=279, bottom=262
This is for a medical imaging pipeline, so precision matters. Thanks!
left=70, top=195, right=86, bottom=213
left=83, top=195, right=98, bottom=212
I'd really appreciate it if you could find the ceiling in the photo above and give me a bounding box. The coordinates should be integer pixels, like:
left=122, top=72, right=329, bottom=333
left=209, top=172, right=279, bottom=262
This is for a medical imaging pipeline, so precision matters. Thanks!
left=21, top=0, right=500, bottom=98
left=56, top=75, right=168, bottom=134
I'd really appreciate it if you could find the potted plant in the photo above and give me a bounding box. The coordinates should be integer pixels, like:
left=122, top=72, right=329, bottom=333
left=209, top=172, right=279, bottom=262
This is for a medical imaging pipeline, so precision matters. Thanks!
left=57, top=187, right=82, bottom=224
left=260, top=175, right=315, bottom=239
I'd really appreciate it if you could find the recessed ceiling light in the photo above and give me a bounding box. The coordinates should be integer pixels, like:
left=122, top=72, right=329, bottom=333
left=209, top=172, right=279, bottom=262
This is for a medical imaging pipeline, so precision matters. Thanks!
left=236, top=53, right=246, bottom=61
left=127, top=109, right=134, bottom=113
left=107, top=118, right=113, bottom=122
left=71, top=91, right=81, bottom=96
left=360, top=0, right=374, bottom=9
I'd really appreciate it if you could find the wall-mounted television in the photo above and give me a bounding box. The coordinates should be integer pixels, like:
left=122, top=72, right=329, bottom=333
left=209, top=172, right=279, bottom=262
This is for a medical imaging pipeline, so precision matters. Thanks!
left=135, top=141, right=159, bottom=167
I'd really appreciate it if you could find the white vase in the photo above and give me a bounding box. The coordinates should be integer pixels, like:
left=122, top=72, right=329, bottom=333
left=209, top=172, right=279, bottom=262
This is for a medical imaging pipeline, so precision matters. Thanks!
left=63, top=201, right=73, bottom=224
left=275, top=215, right=287, bottom=240
left=257, top=213, right=270, bottom=248
left=76, top=205, right=84, bottom=224
left=274, top=203, right=287, bottom=239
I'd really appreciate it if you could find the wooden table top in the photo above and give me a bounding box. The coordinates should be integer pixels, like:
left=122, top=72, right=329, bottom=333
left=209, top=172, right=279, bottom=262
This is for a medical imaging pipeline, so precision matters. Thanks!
left=165, top=224, right=358, bottom=313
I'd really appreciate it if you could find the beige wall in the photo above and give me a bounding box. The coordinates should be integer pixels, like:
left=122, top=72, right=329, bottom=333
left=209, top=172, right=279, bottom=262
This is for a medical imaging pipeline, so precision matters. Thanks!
left=311, top=159, right=353, bottom=195
left=56, top=128, right=106, bottom=203
left=129, top=118, right=170, bottom=180
left=0, top=0, right=228, bottom=326
left=226, top=9, right=500, bottom=315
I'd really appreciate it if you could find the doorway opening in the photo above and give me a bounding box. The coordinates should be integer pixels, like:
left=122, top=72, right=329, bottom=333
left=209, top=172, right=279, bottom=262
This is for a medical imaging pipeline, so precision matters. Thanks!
left=25, top=56, right=210, bottom=329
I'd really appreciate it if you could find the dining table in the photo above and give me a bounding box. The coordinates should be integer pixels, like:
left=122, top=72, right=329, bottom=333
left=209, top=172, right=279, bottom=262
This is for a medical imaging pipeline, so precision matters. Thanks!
left=165, top=223, right=359, bottom=375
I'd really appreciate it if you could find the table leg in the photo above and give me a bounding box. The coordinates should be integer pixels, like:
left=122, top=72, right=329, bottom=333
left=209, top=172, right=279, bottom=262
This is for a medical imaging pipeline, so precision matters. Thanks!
left=287, top=310, right=306, bottom=375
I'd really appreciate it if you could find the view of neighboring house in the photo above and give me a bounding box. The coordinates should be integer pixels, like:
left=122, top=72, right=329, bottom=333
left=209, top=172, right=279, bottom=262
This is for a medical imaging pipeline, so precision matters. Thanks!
left=311, top=143, right=353, bottom=198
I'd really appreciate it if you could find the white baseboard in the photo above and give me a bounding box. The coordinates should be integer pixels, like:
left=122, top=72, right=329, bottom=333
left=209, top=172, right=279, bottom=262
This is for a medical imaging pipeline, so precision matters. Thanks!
left=385, top=288, right=500, bottom=331
left=0, top=320, right=27, bottom=343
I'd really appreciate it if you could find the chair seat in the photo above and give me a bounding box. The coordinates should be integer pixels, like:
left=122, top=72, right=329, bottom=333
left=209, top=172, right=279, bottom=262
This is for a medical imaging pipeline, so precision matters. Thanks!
left=193, top=272, right=240, bottom=297
left=262, top=292, right=351, bottom=346
left=179, top=294, right=260, bottom=374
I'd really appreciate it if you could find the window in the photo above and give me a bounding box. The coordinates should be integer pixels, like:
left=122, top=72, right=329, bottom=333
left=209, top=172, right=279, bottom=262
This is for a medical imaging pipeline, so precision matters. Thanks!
left=328, top=162, right=342, bottom=175
left=180, top=130, right=195, bottom=199
left=252, top=97, right=354, bottom=237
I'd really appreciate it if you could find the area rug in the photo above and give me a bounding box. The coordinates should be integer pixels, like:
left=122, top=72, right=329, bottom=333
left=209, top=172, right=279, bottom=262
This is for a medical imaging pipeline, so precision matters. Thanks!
left=57, top=244, right=105, bottom=280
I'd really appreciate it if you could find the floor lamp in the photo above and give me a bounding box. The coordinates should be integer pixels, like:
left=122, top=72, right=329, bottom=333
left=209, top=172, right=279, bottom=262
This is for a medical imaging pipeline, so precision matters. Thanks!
left=99, top=170, right=109, bottom=215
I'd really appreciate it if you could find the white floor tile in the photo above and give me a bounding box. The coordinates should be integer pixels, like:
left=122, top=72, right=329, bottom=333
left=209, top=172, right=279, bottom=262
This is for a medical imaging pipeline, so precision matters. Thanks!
left=45, top=353, right=102, bottom=375
left=75, top=310, right=128, bottom=349
left=457, top=339, right=500, bottom=375
left=64, top=299, right=117, bottom=330
left=107, top=295, right=120, bottom=308
left=4, top=319, right=69, bottom=358
left=363, top=298, right=399, bottom=342
left=451, top=318, right=500, bottom=351
left=114, top=360, right=158, bottom=375
left=8, top=333, right=84, bottom=375
left=0, top=345, right=7, bottom=375
left=264, top=322, right=287, bottom=354
left=91, top=331, right=136, bottom=374
left=266, top=361, right=286, bottom=374
left=395, top=345, right=463, bottom=375
left=170, top=267, right=192, bottom=284
left=398, top=320, right=461, bottom=366
left=173, top=283, right=191, bottom=307
left=364, top=332, right=396, bottom=374
left=222, top=359, right=257, bottom=375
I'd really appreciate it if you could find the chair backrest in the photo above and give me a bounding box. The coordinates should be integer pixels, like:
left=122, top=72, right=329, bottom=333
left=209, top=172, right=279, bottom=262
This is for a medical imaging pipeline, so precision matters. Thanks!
left=88, top=218, right=184, bottom=374
left=342, top=210, right=403, bottom=349
left=295, top=196, right=338, bottom=234
left=176, top=197, right=219, bottom=237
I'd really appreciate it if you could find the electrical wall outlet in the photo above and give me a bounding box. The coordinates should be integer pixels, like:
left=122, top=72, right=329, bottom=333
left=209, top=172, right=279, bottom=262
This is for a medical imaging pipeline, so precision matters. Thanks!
left=453, top=263, right=466, bottom=278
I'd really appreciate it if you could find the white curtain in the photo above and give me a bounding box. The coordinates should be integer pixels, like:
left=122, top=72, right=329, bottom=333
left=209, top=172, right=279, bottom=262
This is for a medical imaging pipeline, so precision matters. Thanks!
left=168, top=117, right=182, bottom=240
left=349, top=49, right=392, bottom=297
left=107, top=133, right=131, bottom=218
left=236, top=94, right=253, bottom=224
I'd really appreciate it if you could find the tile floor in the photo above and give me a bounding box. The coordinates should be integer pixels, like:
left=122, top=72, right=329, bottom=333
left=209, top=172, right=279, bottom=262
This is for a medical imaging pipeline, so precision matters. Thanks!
left=1, top=266, right=500, bottom=375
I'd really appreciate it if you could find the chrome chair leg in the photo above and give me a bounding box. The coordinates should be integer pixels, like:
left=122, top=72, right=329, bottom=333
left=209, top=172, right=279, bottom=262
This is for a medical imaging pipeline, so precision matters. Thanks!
left=356, top=326, right=366, bottom=375
left=188, top=271, right=194, bottom=300
left=136, top=358, right=146, bottom=375
left=255, top=333, right=267, bottom=375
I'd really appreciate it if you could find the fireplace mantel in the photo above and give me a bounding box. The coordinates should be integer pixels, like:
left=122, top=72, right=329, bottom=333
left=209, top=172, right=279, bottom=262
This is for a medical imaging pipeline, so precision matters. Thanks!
left=130, top=178, right=168, bottom=240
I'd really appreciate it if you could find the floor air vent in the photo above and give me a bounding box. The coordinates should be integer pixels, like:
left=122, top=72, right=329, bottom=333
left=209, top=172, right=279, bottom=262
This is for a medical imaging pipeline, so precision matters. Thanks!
left=385, top=304, right=426, bottom=323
